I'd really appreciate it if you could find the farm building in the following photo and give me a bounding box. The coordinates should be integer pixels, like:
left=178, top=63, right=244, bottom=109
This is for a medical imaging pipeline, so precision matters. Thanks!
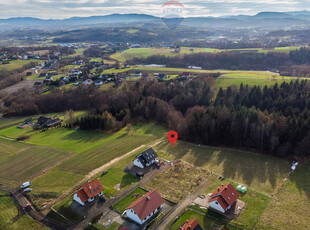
left=133, top=148, right=158, bottom=169
left=125, top=190, right=164, bottom=225
left=179, top=219, right=203, bottom=230
left=73, top=178, right=104, bottom=206
left=208, top=183, right=239, bottom=213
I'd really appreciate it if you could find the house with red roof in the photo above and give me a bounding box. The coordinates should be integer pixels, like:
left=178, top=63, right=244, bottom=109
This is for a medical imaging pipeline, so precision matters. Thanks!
left=179, top=219, right=203, bottom=230
left=208, top=183, right=239, bottom=213
left=73, top=178, right=104, bottom=206
left=125, top=190, right=164, bottom=225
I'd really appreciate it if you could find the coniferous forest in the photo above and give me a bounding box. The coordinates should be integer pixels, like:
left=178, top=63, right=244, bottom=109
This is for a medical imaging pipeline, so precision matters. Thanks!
left=2, top=77, right=310, bottom=159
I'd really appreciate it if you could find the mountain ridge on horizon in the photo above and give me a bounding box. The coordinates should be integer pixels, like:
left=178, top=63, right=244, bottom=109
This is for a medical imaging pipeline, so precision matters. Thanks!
left=1, top=11, right=310, bottom=31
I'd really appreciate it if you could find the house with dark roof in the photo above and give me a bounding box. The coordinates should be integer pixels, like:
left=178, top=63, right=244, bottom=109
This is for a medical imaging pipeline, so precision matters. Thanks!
left=179, top=219, right=203, bottom=230
left=133, top=148, right=158, bottom=169
left=125, top=190, right=164, bottom=225
left=73, top=178, right=104, bottom=206
left=208, top=183, right=239, bottom=213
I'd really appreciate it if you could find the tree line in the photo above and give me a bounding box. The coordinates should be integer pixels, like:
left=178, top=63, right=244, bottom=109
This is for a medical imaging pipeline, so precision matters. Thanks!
left=128, top=47, right=310, bottom=76
left=1, top=77, right=310, bottom=159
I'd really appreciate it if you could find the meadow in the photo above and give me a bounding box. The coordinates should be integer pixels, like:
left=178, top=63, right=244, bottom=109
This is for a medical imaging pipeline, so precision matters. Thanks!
left=0, top=138, right=73, bottom=187
left=255, top=163, right=310, bottom=230
left=0, top=60, right=38, bottom=71
left=0, top=191, right=48, bottom=230
left=0, top=122, right=166, bottom=208
left=154, top=141, right=291, bottom=195
left=111, top=47, right=301, bottom=62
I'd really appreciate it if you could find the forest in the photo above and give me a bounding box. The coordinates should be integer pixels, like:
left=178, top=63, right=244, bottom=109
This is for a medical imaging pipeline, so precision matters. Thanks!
left=1, top=76, right=310, bottom=159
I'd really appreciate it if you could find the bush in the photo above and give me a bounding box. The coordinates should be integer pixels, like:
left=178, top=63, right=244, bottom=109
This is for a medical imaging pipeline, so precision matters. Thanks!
left=16, top=135, right=30, bottom=141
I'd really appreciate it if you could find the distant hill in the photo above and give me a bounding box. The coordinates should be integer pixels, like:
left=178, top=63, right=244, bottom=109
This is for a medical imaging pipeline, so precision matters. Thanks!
left=1, top=11, right=310, bottom=31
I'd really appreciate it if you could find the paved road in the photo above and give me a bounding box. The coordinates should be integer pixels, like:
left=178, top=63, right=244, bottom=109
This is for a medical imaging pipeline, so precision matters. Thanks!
left=156, top=178, right=215, bottom=230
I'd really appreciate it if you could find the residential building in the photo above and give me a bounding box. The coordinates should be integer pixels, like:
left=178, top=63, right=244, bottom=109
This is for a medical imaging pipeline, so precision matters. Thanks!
left=208, top=183, right=239, bottom=213
left=125, top=190, right=164, bottom=225
left=133, top=148, right=158, bottom=169
left=73, top=178, right=104, bottom=206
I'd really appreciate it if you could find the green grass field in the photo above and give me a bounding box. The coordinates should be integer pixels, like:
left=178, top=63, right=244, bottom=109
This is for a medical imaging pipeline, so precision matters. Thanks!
left=8, top=123, right=165, bottom=208
left=154, top=141, right=290, bottom=195
left=0, top=138, right=73, bottom=187
left=111, top=47, right=301, bottom=62
left=0, top=191, right=48, bottom=230
left=112, top=187, right=147, bottom=213
left=215, top=78, right=291, bottom=88
left=255, top=163, right=310, bottom=230
left=0, top=60, right=38, bottom=71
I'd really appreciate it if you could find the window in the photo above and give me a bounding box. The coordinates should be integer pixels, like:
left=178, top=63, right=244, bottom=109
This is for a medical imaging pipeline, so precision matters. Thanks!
left=215, top=201, right=219, bottom=205
left=228, top=197, right=231, bottom=200
left=232, top=192, right=235, bottom=196
left=90, top=191, right=92, bottom=194
left=94, top=188, right=96, bottom=192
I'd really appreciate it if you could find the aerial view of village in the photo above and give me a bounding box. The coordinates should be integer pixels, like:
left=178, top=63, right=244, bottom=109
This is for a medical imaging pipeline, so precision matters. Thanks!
left=0, top=0, right=309, bottom=230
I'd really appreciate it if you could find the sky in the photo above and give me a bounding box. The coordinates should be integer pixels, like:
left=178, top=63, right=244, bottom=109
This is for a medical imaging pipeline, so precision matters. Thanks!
left=0, top=0, right=309, bottom=19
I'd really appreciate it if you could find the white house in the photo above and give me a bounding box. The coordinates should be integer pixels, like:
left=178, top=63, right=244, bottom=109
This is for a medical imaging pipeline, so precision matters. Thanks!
left=208, top=183, right=239, bottom=213
left=133, top=148, right=158, bottom=169
left=125, top=190, right=164, bottom=225
left=83, top=79, right=93, bottom=85
left=73, top=178, right=104, bottom=206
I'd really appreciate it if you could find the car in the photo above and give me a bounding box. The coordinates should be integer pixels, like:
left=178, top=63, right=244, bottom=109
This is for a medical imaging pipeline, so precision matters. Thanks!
left=20, top=181, right=31, bottom=189
left=23, top=188, right=32, bottom=193
left=199, top=195, right=205, bottom=199
left=102, top=170, right=108, bottom=176
left=99, top=196, right=106, bottom=202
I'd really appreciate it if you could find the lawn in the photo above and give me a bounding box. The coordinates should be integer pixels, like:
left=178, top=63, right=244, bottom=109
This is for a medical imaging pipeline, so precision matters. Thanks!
left=98, top=151, right=143, bottom=198
left=0, top=191, right=48, bottom=230
left=112, top=187, right=147, bottom=213
left=169, top=208, right=239, bottom=230
left=255, top=163, right=310, bottom=230
left=0, top=60, right=38, bottom=71
left=52, top=196, right=83, bottom=223
left=0, top=137, right=73, bottom=187
left=143, top=161, right=215, bottom=202
left=154, top=141, right=291, bottom=195
left=205, top=179, right=271, bottom=229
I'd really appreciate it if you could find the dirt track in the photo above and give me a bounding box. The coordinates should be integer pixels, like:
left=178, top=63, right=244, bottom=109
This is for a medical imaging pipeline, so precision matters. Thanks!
left=0, top=184, right=67, bottom=230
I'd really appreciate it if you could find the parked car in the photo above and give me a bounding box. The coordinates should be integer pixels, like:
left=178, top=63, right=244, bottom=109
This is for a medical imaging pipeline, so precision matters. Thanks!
left=102, top=170, right=108, bottom=176
left=20, top=181, right=31, bottom=189
left=23, top=188, right=32, bottom=193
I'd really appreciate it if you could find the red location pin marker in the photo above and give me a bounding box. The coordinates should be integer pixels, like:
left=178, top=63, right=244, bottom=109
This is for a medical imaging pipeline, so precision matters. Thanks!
left=167, top=131, right=178, bottom=147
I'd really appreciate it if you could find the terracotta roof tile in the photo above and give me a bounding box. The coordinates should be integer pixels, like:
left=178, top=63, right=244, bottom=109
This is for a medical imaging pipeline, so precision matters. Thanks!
left=209, top=196, right=229, bottom=211
left=179, top=219, right=202, bottom=230
left=210, top=183, right=239, bottom=207
left=125, top=190, right=164, bottom=220
left=76, top=178, right=104, bottom=202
